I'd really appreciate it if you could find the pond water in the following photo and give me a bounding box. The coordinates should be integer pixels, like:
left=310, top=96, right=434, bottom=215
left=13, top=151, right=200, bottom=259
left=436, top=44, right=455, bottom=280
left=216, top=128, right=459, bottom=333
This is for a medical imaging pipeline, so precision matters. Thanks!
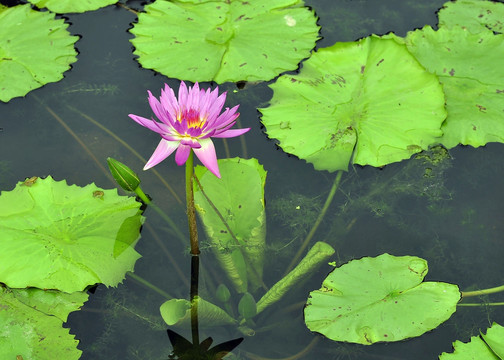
left=1, top=0, right=504, bottom=359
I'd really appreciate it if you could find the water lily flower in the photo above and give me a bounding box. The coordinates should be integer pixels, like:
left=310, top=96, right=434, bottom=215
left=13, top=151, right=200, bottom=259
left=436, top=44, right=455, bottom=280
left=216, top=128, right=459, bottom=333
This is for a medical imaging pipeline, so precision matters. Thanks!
left=129, top=82, right=250, bottom=178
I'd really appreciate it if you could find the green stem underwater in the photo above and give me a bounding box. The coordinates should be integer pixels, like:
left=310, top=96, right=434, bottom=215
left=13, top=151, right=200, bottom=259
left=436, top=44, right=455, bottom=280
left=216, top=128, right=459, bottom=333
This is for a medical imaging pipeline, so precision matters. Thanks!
left=284, top=170, right=343, bottom=275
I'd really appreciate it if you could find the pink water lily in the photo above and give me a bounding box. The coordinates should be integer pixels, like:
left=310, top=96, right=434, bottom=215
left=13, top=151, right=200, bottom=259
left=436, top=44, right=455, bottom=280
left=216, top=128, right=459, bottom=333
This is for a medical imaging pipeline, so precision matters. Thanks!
left=129, top=82, right=250, bottom=178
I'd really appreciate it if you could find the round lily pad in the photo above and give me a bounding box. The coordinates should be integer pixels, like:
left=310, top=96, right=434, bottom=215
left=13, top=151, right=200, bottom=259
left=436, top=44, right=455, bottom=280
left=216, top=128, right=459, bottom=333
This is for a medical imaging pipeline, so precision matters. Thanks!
left=0, top=176, right=144, bottom=293
left=260, top=34, right=446, bottom=172
left=406, top=25, right=504, bottom=149
left=27, top=0, right=117, bottom=13
left=0, top=287, right=83, bottom=360
left=304, top=253, right=460, bottom=345
left=0, top=4, right=78, bottom=102
left=129, top=0, right=319, bottom=83
left=438, top=0, right=504, bottom=34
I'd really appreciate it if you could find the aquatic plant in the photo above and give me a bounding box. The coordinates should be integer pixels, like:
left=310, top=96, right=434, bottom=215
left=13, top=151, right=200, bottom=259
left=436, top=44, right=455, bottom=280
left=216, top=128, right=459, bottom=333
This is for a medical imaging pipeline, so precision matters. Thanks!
left=129, top=82, right=249, bottom=178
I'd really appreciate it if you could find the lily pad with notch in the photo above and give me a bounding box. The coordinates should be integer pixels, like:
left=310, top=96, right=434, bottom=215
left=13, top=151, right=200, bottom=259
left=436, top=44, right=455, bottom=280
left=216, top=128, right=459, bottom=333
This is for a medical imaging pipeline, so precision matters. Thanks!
left=405, top=25, right=504, bottom=149
left=260, top=34, right=446, bottom=172
left=304, top=253, right=460, bottom=345
left=0, top=176, right=144, bottom=293
left=129, top=0, right=319, bottom=83
left=0, top=4, right=78, bottom=102
left=0, top=286, right=86, bottom=359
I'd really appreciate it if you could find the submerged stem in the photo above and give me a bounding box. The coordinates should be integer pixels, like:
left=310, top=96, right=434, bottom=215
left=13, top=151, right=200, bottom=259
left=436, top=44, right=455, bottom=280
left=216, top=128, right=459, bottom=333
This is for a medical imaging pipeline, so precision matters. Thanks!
left=284, top=171, right=343, bottom=275
left=126, top=272, right=172, bottom=299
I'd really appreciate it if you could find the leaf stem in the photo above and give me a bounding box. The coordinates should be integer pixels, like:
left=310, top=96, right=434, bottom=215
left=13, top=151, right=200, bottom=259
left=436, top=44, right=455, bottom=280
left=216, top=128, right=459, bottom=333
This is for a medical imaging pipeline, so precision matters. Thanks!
left=462, top=285, right=504, bottom=297
left=458, top=302, right=504, bottom=306
left=284, top=171, right=343, bottom=275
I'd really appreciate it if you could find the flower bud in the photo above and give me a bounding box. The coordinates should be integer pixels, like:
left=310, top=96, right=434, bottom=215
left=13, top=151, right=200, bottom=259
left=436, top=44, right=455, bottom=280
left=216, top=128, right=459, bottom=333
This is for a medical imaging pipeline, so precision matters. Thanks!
left=107, top=158, right=140, bottom=192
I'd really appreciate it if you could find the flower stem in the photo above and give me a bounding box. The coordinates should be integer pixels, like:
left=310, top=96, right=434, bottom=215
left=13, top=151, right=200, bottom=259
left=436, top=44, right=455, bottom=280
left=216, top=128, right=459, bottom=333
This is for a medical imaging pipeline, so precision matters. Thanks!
left=186, top=150, right=200, bottom=255
left=462, top=285, right=504, bottom=297
left=185, top=150, right=200, bottom=345
left=283, top=170, right=343, bottom=276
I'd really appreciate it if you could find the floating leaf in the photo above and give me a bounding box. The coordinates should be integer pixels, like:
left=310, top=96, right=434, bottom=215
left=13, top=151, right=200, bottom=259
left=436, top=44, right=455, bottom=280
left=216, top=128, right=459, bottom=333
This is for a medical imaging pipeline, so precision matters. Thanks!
left=129, top=0, right=319, bottom=83
left=0, top=4, right=78, bottom=102
left=440, top=334, right=500, bottom=359
left=0, top=176, right=144, bottom=293
left=160, top=298, right=236, bottom=328
left=405, top=26, right=504, bottom=149
left=260, top=34, right=446, bottom=172
left=256, top=241, right=334, bottom=314
left=438, top=0, right=504, bottom=34
left=482, top=323, right=504, bottom=358
left=194, top=158, right=267, bottom=293
left=27, top=0, right=118, bottom=13
left=11, top=288, right=88, bottom=322
left=304, top=253, right=460, bottom=345
left=0, top=287, right=83, bottom=360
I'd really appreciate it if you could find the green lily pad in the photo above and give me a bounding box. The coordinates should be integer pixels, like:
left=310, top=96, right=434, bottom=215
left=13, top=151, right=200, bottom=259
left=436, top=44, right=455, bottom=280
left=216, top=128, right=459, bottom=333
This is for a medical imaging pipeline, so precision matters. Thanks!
left=304, top=253, right=460, bottom=345
left=405, top=26, right=504, bottom=149
left=160, top=298, right=236, bottom=328
left=0, top=4, right=78, bottom=102
left=260, top=34, right=446, bottom=172
left=12, top=287, right=88, bottom=322
left=438, top=0, right=504, bottom=34
left=194, top=158, right=266, bottom=293
left=129, top=0, right=319, bottom=83
left=0, top=176, right=144, bottom=293
left=440, top=334, right=500, bottom=359
left=27, top=0, right=117, bottom=13
left=0, top=287, right=82, bottom=360
left=482, top=323, right=504, bottom=358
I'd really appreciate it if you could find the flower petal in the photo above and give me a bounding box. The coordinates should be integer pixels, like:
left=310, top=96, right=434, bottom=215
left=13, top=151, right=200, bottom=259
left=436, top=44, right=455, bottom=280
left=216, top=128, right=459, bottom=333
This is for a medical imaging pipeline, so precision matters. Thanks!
left=129, top=114, right=171, bottom=134
left=175, top=144, right=192, bottom=166
left=212, top=128, right=251, bottom=138
left=144, top=139, right=179, bottom=170
left=193, top=138, right=220, bottom=178
left=148, top=91, right=168, bottom=124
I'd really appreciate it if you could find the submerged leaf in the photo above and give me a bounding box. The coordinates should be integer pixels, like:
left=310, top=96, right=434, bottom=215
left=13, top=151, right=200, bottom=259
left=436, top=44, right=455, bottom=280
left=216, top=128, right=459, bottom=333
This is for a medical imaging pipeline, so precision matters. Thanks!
left=260, top=34, right=446, bottom=172
left=194, top=158, right=267, bottom=293
left=0, top=176, right=144, bottom=293
left=129, top=0, right=319, bottom=83
left=160, top=298, right=236, bottom=328
left=256, top=241, right=334, bottom=314
left=405, top=26, right=504, bottom=148
left=304, top=253, right=460, bottom=344
left=0, top=4, right=78, bottom=102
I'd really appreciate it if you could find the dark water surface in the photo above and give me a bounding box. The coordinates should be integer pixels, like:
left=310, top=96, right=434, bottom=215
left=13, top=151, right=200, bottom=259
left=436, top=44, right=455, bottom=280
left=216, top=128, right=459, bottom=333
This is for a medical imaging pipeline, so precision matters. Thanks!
left=1, top=1, right=503, bottom=359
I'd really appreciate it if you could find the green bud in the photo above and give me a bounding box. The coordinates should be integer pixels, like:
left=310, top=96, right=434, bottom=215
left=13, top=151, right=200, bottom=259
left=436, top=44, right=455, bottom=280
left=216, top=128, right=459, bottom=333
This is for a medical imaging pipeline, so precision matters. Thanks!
left=216, top=284, right=231, bottom=303
left=238, top=292, right=257, bottom=320
left=107, top=158, right=141, bottom=192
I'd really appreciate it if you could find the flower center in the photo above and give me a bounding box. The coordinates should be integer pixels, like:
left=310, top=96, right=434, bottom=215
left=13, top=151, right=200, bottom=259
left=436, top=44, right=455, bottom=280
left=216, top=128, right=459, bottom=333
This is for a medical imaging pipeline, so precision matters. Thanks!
left=180, top=108, right=206, bottom=128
